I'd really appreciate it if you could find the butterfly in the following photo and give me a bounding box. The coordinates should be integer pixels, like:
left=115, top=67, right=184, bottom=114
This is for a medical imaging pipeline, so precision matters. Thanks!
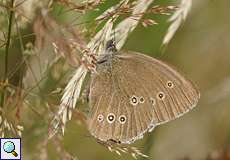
left=87, top=40, right=200, bottom=144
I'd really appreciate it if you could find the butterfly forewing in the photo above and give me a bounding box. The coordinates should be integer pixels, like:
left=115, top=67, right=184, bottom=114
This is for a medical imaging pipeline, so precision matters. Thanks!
left=87, top=51, right=200, bottom=144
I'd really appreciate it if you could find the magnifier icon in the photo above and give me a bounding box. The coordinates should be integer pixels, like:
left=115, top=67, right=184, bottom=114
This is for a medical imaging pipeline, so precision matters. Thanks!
left=3, top=141, right=18, bottom=157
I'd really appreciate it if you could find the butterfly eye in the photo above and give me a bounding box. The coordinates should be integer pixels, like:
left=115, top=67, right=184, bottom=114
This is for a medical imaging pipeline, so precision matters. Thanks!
left=130, top=95, right=138, bottom=106
left=139, top=97, right=145, bottom=103
left=97, top=114, right=104, bottom=122
left=119, top=115, right=127, bottom=124
left=107, top=113, right=115, bottom=123
left=166, top=81, right=174, bottom=88
left=157, top=92, right=165, bottom=100
left=150, top=98, right=156, bottom=105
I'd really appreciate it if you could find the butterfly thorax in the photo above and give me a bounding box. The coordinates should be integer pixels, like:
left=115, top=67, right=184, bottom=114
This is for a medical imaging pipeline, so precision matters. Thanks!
left=95, top=53, right=121, bottom=74
left=95, top=40, right=120, bottom=73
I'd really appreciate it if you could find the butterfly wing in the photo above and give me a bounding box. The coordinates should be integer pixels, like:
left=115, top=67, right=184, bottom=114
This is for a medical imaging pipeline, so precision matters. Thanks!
left=87, top=51, right=200, bottom=144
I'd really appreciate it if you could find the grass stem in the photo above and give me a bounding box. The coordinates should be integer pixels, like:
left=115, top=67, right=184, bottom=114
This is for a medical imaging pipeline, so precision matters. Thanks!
left=1, top=0, right=15, bottom=107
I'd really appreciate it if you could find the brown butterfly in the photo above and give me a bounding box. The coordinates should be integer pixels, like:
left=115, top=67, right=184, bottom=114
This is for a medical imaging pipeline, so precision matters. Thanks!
left=87, top=40, right=200, bottom=144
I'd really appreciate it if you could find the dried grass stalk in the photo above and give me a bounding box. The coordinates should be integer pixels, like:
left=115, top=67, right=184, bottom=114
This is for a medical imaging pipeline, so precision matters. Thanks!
left=163, top=0, right=192, bottom=45
left=114, top=0, right=155, bottom=50
left=50, top=0, right=156, bottom=137
left=49, top=65, right=87, bottom=137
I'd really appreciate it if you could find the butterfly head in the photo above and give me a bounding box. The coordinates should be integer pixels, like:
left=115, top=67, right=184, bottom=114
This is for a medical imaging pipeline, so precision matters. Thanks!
left=96, top=40, right=117, bottom=65
left=106, top=39, right=117, bottom=52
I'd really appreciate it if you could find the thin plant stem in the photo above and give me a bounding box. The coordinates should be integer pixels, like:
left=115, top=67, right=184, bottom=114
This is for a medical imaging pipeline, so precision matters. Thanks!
left=1, top=0, right=15, bottom=107
left=4, top=0, right=14, bottom=81
left=15, top=12, right=24, bottom=88
left=140, top=129, right=158, bottom=160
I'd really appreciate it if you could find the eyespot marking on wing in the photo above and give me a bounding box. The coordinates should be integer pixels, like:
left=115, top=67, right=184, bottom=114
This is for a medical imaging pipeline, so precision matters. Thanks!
left=130, top=95, right=138, bottom=106
left=157, top=92, right=165, bottom=100
left=139, top=96, right=145, bottom=103
left=118, top=115, right=127, bottom=124
left=97, top=114, right=104, bottom=122
left=166, top=81, right=174, bottom=88
left=150, top=97, right=156, bottom=105
left=107, top=113, right=115, bottom=123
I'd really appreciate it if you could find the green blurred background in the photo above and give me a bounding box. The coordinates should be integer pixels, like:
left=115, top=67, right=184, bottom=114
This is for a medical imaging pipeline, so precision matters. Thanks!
left=0, top=0, right=230, bottom=160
